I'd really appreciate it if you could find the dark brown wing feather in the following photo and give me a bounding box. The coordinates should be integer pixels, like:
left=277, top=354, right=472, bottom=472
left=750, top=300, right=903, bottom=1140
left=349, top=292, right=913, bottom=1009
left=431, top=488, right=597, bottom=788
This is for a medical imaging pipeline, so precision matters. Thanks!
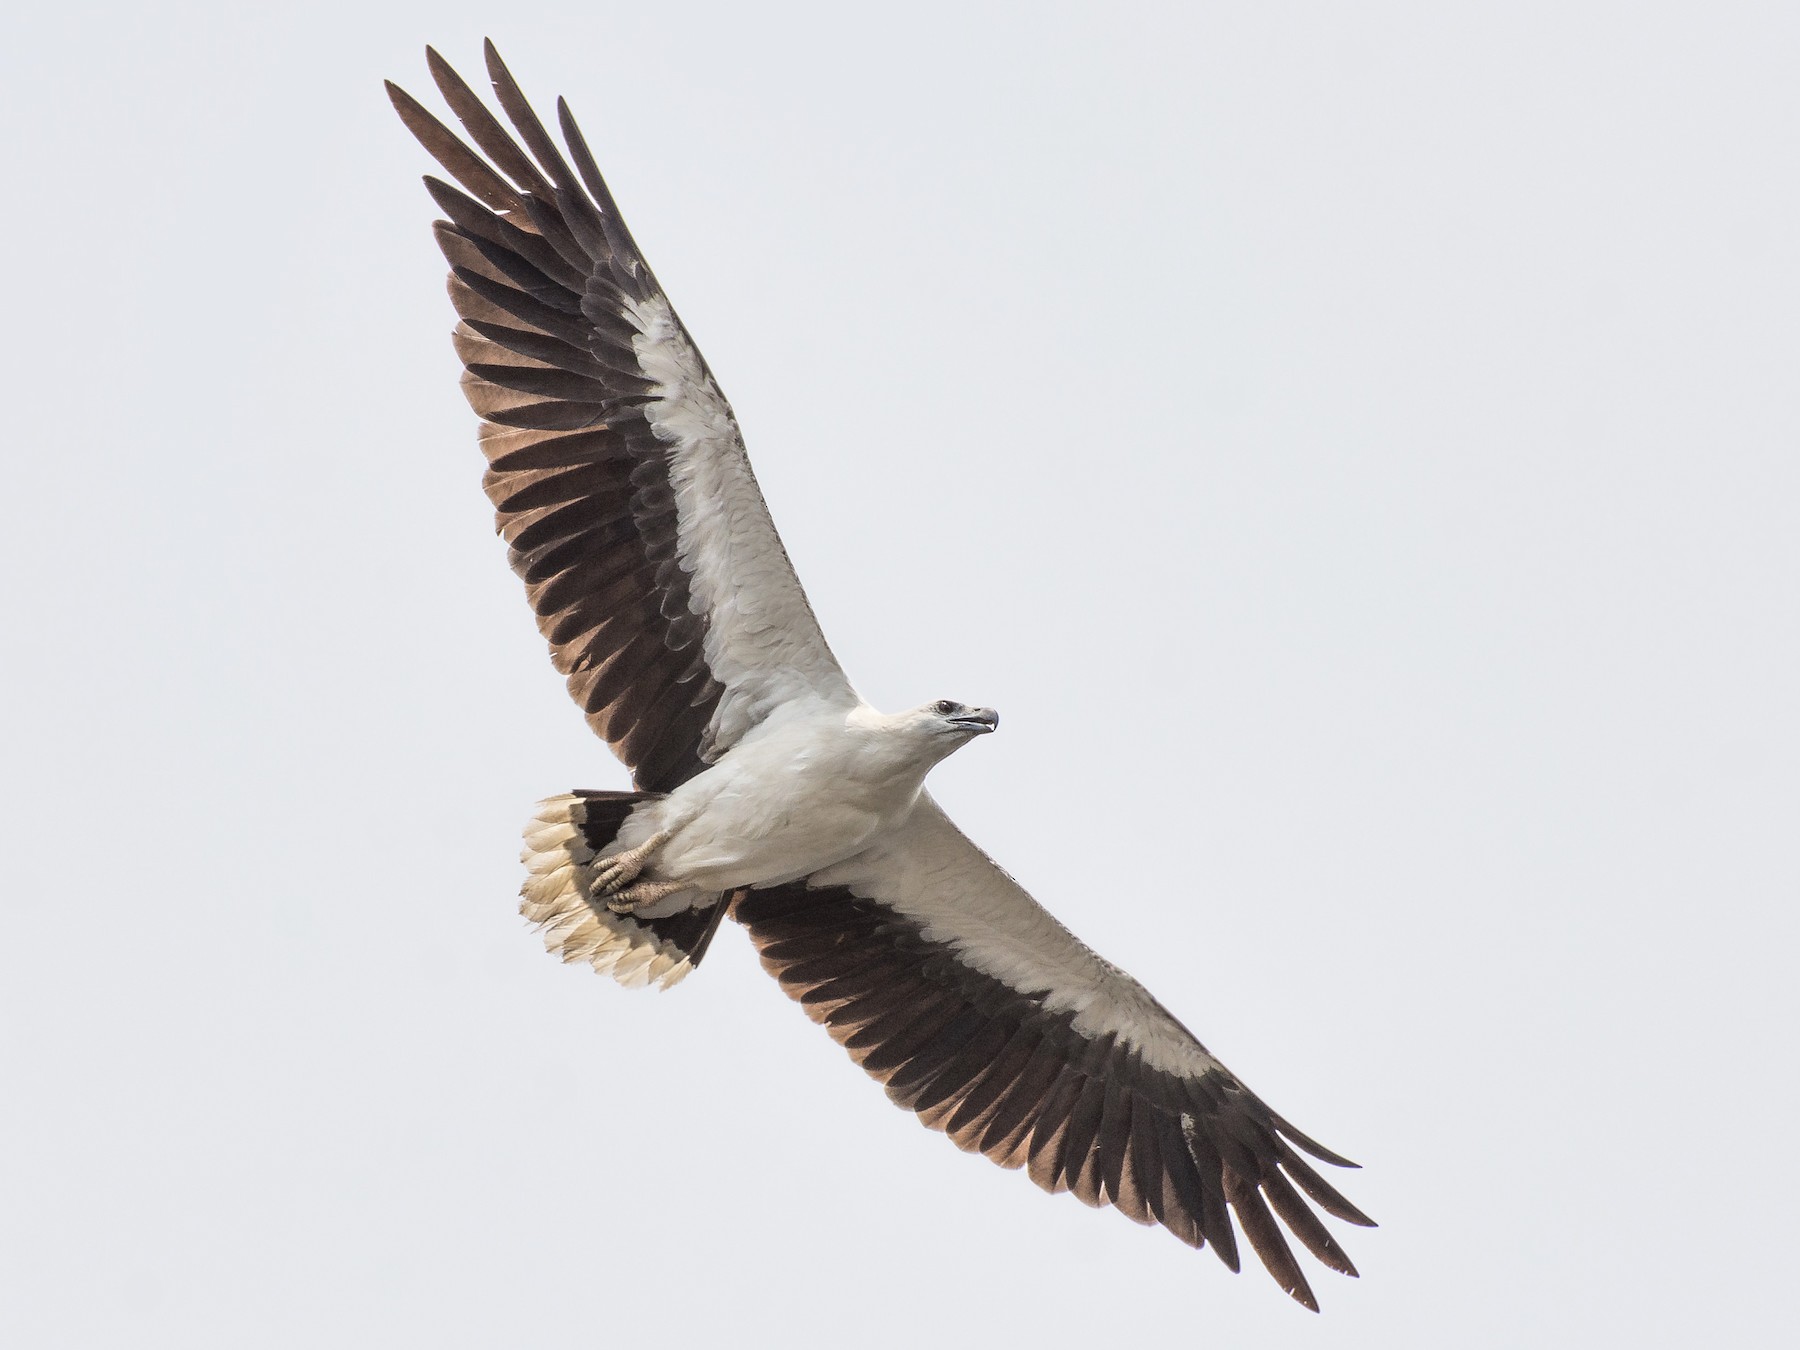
left=389, top=48, right=721, bottom=791
left=733, top=882, right=1375, bottom=1311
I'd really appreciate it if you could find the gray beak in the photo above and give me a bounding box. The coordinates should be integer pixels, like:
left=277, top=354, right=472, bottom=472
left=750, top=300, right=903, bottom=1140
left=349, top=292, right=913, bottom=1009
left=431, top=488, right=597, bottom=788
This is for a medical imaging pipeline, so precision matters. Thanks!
left=951, top=707, right=999, bottom=734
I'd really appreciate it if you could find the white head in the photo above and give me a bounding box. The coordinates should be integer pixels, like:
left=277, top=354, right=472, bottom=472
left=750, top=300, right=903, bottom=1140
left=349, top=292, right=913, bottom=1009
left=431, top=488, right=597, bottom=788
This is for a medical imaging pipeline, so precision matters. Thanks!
left=847, top=698, right=1000, bottom=775
left=889, top=698, right=1000, bottom=764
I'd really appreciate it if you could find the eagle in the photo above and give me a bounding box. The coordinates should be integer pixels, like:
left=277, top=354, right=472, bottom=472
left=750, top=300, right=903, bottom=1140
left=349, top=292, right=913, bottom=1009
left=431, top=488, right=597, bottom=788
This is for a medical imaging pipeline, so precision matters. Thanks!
left=388, top=42, right=1374, bottom=1310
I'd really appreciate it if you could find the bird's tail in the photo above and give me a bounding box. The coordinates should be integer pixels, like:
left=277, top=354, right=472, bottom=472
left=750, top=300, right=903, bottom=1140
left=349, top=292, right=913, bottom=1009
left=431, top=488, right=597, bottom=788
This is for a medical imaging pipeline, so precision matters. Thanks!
left=520, top=791, right=729, bottom=990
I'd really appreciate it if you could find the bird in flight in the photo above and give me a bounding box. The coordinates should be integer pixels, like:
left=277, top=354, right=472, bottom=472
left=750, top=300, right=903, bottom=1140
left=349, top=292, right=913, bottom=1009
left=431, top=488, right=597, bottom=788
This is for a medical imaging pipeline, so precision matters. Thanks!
left=388, top=42, right=1374, bottom=1310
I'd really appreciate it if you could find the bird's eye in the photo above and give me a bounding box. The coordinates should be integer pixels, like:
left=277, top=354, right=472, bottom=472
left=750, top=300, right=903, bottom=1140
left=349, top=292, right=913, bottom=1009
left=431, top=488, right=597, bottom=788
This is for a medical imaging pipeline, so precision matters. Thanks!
left=933, top=700, right=956, bottom=716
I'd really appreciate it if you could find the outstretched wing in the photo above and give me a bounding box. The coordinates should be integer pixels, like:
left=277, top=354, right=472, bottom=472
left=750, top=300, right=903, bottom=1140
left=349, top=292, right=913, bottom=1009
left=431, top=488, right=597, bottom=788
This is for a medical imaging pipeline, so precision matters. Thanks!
left=732, top=797, right=1374, bottom=1311
left=389, top=44, right=856, bottom=791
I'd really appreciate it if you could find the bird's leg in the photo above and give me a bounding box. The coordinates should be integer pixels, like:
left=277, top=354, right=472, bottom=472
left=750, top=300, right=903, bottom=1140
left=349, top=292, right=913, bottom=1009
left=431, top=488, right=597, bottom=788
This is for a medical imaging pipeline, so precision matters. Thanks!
left=604, top=877, right=690, bottom=916
left=591, top=830, right=672, bottom=897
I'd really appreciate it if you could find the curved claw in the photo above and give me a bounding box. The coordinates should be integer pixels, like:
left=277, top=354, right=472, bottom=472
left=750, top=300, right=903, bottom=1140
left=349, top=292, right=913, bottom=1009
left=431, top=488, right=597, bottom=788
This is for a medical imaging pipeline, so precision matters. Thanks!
left=593, top=858, right=636, bottom=895
left=605, top=878, right=687, bottom=916
left=591, top=830, right=672, bottom=897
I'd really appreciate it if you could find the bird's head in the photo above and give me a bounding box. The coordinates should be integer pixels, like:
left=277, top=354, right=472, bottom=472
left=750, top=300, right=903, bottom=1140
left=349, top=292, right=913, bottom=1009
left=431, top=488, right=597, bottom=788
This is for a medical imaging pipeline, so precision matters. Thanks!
left=912, top=698, right=1000, bottom=747
left=850, top=700, right=1000, bottom=773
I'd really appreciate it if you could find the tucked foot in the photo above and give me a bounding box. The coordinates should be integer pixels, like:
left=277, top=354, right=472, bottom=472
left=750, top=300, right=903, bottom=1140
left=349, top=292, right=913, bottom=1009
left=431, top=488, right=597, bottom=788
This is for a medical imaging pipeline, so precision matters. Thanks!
left=604, top=877, right=689, bottom=916
left=592, top=830, right=672, bottom=896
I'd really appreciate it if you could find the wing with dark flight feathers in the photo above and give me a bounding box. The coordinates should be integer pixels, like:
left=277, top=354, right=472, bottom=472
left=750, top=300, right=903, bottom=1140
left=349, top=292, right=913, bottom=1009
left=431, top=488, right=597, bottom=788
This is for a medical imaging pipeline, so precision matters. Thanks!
left=733, top=796, right=1375, bottom=1311
left=388, top=43, right=855, bottom=793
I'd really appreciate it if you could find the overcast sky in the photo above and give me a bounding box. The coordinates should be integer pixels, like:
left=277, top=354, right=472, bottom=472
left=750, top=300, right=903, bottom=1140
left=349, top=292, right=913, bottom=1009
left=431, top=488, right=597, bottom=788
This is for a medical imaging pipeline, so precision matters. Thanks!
left=3, top=2, right=1797, bottom=1345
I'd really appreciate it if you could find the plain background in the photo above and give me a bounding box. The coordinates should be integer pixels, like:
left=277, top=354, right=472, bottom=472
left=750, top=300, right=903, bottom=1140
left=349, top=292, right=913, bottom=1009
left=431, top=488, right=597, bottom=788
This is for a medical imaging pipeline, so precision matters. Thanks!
left=3, top=2, right=1796, bottom=1345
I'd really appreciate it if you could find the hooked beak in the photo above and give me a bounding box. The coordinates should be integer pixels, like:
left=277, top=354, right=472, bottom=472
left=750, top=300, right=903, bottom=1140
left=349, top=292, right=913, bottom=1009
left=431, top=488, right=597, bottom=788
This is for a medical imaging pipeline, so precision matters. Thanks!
left=949, top=707, right=999, bottom=734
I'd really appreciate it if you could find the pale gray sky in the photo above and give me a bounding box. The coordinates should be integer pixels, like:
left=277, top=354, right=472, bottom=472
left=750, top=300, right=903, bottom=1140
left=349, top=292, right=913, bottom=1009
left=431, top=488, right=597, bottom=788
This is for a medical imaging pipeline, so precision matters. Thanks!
left=4, top=2, right=1797, bottom=1345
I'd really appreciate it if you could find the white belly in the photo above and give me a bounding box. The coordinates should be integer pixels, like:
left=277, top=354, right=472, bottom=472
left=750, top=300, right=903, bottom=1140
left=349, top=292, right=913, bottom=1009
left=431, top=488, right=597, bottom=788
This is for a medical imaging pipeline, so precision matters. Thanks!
left=627, top=702, right=932, bottom=893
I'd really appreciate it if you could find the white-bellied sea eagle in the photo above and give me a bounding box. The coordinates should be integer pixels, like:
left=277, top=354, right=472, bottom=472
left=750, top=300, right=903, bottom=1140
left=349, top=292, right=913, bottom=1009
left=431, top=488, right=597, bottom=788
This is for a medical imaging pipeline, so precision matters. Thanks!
left=388, top=42, right=1374, bottom=1311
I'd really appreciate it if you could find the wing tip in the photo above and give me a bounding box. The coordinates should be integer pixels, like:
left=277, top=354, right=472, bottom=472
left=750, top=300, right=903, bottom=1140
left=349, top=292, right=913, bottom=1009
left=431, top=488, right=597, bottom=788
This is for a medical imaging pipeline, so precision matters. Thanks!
left=1273, top=1114, right=1362, bottom=1171
left=483, top=36, right=512, bottom=88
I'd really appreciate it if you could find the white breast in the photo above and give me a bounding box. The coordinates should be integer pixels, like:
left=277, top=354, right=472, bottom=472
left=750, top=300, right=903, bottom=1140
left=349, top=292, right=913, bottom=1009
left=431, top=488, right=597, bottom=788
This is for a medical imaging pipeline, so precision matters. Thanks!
left=644, top=703, right=934, bottom=892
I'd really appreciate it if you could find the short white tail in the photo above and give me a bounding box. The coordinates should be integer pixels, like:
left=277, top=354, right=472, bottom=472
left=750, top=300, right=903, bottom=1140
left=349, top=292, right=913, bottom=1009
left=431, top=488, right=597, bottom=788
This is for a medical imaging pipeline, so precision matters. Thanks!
left=519, top=791, right=728, bottom=990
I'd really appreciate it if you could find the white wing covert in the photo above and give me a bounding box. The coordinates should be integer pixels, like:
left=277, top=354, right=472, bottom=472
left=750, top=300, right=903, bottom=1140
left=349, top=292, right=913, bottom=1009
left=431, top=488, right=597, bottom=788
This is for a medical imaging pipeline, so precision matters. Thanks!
left=733, top=797, right=1375, bottom=1311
